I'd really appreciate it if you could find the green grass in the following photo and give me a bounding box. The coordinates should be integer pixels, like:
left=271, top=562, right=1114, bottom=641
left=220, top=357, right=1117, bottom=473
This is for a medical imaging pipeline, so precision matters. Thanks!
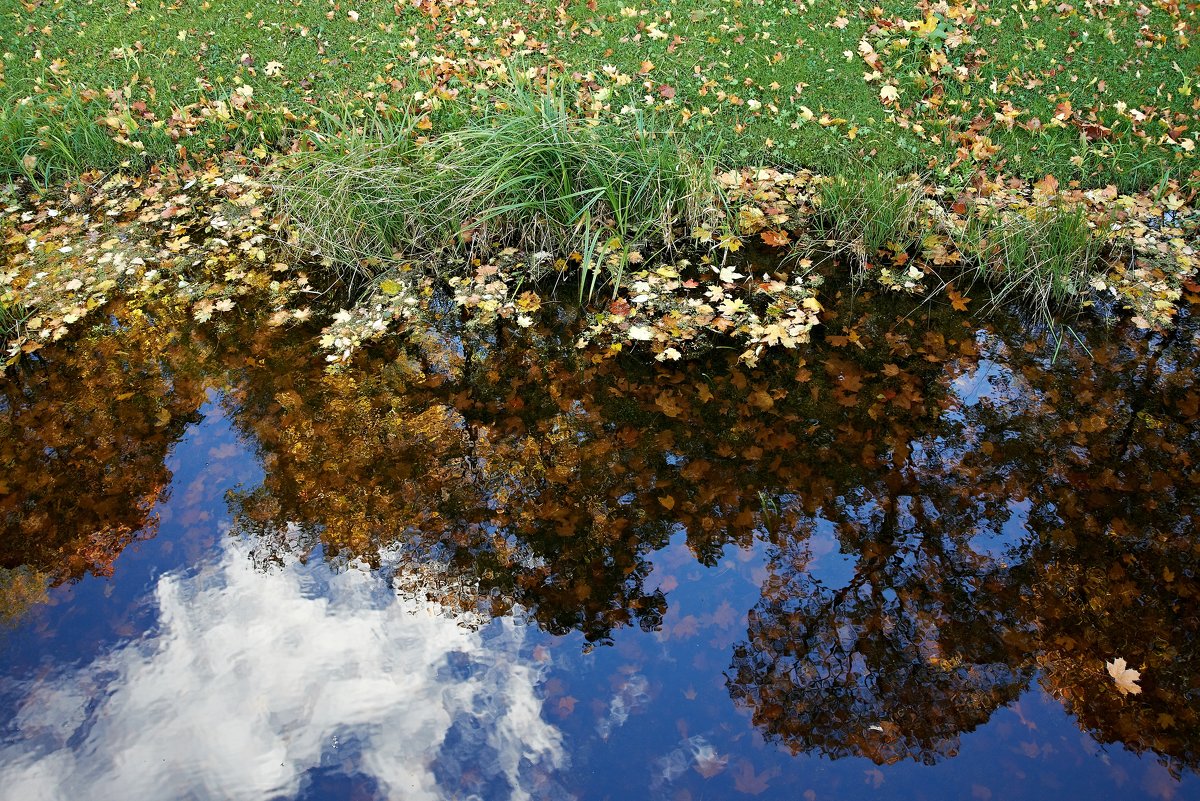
left=955, top=202, right=1100, bottom=323
left=0, top=297, right=29, bottom=349
left=512, top=0, right=1198, bottom=188
left=804, top=168, right=1102, bottom=320
left=1, top=0, right=1195, bottom=188
left=272, top=82, right=722, bottom=296
left=812, top=169, right=922, bottom=268
left=0, top=94, right=147, bottom=185
left=0, top=0, right=1186, bottom=338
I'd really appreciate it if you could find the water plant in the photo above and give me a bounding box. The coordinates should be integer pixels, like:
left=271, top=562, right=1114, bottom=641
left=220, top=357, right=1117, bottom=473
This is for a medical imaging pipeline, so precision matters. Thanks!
left=0, top=297, right=29, bottom=357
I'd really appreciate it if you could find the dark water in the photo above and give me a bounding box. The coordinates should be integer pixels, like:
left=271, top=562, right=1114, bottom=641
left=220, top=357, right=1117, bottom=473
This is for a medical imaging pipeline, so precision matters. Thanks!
left=2, top=291, right=1199, bottom=800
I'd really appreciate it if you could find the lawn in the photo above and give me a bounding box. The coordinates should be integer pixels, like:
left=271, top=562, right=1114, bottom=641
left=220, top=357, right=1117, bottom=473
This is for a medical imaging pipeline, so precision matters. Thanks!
left=1, top=0, right=1197, bottom=189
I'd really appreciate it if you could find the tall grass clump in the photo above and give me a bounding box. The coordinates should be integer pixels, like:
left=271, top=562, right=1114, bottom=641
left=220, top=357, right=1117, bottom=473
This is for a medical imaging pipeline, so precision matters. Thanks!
left=956, top=203, right=1100, bottom=322
left=271, top=83, right=723, bottom=296
left=0, top=298, right=30, bottom=349
left=812, top=170, right=922, bottom=269
left=0, top=94, right=152, bottom=185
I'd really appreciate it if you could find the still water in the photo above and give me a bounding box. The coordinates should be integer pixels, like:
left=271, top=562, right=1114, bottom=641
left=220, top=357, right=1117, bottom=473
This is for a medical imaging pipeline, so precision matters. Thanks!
left=1, top=293, right=1198, bottom=800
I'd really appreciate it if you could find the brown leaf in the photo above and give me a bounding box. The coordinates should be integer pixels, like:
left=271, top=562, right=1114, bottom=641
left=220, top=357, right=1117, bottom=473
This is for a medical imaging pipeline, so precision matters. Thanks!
left=732, top=760, right=778, bottom=795
left=1032, top=174, right=1059, bottom=202
left=946, top=285, right=971, bottom=312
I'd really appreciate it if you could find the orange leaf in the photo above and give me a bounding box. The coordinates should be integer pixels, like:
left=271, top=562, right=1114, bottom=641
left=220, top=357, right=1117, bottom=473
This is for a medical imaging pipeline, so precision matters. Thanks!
left=1032, top=174, right=1059, bottom=202
left=946, top=285, right=971, bottom=312
left=760, top=229, right=790, bottom=247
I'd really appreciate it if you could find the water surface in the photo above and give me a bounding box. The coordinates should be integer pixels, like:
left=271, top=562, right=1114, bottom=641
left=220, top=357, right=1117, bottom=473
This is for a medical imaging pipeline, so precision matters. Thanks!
left=2, top=293, right=1198, bottom=800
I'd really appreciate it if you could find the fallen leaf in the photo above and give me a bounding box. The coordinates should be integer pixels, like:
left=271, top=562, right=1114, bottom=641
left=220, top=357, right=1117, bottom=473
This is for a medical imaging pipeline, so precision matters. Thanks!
left=733, top=760, right=778, bottom=795
left=1106, top=657, right=1142, bottom=695
left=760, top=229, right=790, bottom=247
left=946, top=285, right=971, bottom=312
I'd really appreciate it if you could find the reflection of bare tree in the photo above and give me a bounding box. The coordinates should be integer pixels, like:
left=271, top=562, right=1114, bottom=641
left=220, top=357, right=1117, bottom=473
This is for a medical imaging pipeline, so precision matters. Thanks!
left=0, top=301, right=209, bottom=584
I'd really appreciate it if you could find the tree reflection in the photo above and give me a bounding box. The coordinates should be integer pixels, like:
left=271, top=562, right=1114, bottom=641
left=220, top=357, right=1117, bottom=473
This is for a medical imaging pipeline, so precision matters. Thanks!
left=0, top=301, right=209, bottom=585
left=724, top=307, right=1033, bottom=764
left=2, top=285, right=1198, bottom=775
left=213, top=297, right=1200, bottom=771
left=997, top=319, right=1200, bottom=777
left=728, top=308, right=1200, bottom=769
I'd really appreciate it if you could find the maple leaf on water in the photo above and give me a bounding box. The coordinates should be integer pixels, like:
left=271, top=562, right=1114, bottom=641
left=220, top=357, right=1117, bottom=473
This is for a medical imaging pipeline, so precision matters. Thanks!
left=760, top=229, right=790, bottom=247
left=1106, top=657, right=1143, bottom=696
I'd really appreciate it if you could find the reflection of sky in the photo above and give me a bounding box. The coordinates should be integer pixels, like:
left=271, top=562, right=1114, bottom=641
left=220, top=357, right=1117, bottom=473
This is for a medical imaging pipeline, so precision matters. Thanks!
left=0, top=538, right=564, bottom=801
left=804, top=516, right=858, bottom=589
left=952, top=357, right=1010, bottom=407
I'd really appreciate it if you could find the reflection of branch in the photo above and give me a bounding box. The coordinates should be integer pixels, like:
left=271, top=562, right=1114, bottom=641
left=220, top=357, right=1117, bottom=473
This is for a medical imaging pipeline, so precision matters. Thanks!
left=1116, top=323, right=1180, bottom=462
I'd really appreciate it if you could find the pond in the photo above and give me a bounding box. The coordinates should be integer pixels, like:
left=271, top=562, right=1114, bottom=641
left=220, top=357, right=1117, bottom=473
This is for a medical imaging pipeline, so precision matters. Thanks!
left=1, top=288, right=1198, bottom=801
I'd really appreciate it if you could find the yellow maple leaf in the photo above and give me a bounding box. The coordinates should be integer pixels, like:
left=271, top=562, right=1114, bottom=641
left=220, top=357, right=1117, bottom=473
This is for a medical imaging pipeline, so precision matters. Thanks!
left=1106, top=657, right=1143, bottom=696
left=915, top=13, right=939, bottom=35
left=718, top=234, right=743, bottom=252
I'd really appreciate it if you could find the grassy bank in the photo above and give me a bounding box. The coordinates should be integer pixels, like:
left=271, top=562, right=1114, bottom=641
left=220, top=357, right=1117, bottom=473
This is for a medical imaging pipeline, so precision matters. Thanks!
left=2, top=136, right=1196, bottom=373
left=2, top=2, right=1198, bottom=371
left=1, top=0, right=1197, bottom=189
left=269, top=85, right=1195, bottom=362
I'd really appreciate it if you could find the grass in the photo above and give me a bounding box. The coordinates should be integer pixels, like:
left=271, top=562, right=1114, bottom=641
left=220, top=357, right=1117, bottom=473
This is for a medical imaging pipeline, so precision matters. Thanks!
left=0, top=1, right=1183, bottom=339
left=280, top=100, right=1108, bottom=324
left=954, top=202, right=1101, bottom=323
left=812, top=169, right=922, bottom=269
left=0, top=298, right=29, bottom=351
left=0, top=95, right=151, bottom=186
left=0, top=0, right=1195, bottom=189
left=273, top=83, right=722, bottom=297
left=806, top=167, right=1102, bottom=321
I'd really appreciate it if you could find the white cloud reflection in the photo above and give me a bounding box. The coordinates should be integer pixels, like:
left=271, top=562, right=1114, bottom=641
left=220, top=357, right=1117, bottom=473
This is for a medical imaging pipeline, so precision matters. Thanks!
left=0, top=539, right=565, bottom=801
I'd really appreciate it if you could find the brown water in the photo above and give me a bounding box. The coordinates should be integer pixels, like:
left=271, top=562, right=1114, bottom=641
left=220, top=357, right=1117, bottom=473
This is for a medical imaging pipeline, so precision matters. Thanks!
left=1, top=289, right=1198, bottom=800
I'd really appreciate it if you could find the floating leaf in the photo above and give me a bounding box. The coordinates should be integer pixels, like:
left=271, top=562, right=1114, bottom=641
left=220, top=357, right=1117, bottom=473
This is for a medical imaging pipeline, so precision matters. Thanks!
left=1106, top=658, right=1143, bottom=696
